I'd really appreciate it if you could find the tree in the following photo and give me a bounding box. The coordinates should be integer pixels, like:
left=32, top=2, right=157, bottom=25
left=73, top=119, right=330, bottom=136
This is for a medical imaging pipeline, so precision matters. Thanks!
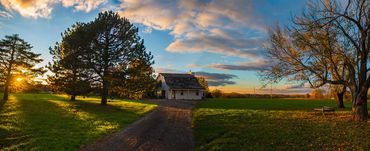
left=262, top=0, right=370, bottom=121
left=10, top=72, right=41, bottom=93
left=48, top=23, right=92, bottom=101
left=211, top=89, right=223, bottom=98
left=305, top=93, right=311, bottom=98
left=81, top=11, right=154, bottom=105
left=329, top=85, right=346, bottom=108
left=196, top=76, right=210, bottom=98
left=110, top=59, right=156, bottom=99
left=0, top=34, right=43, bottom=101
left=262, top=25, right=348, bottom=107
left=310, top=89, right=325, bottom=99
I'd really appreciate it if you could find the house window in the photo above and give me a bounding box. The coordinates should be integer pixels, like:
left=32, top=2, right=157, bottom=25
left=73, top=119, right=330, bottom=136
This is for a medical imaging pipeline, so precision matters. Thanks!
left=181, top=91, right=184, bottom=95
left=196, top=91, right=199, bottom=96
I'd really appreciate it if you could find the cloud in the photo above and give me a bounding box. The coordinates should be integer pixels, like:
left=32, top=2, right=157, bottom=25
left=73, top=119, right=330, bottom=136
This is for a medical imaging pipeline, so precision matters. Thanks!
left=0, top=10, right=12, bottom=18
left=0, top=0, right=106, bottom=18
left=166, top=31, right=264, bottom=57
left=119, top=0, right=177, bottom=30
left=0, top=10, right=12, bottom=27
left=281, top=84, right=304, bottom=89
left=272, top=83, right=313, bottom=94
left=0, top=0, right=56, bottom=18
left=274, top=83, right=332, bottom=94
left=189, top=59, right=269, bottom=71
left=61, top=0, right=106, bottom=13
left=118, top=0, right=268, bottom=58
left=259, top=87, right=312, bottom=94
left=206, top=59, right=269, bottom=71
left=143, top=27, right=153, bottom=33
left=194, top=71, right=237, bottom=86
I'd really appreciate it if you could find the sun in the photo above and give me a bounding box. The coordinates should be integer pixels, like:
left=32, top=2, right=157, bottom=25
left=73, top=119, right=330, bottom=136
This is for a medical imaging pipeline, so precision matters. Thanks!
left=16, top=77, right=23, bottom=82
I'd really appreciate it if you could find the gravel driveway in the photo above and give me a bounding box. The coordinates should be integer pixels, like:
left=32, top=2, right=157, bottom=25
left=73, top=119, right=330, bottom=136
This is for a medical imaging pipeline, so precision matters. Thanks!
left=81, top=99, right=197, bottom=151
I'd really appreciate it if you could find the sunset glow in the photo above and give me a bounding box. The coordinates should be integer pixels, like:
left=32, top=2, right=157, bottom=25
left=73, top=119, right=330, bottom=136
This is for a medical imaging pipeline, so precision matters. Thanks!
left=0, top=0, right=308, bottom=94
left=1, top=1, right=370, bottom=150
left=16, top=77, right=22, bottom=82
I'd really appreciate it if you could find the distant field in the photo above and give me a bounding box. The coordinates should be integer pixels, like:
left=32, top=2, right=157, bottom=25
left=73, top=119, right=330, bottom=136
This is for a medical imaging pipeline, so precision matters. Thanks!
left=0, top=93, right=157, bottom=150
left=193, top=98, right=370, bottom=150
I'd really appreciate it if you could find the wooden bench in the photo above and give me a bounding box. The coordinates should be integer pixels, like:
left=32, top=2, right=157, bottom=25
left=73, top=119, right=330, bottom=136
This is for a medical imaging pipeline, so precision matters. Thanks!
left=314, top=106, right=335, bottom=115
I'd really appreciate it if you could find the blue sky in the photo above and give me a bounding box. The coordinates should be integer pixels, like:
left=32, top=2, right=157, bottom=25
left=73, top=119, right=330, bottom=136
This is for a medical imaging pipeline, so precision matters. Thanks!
left=0, top=0, right=310, bottom=94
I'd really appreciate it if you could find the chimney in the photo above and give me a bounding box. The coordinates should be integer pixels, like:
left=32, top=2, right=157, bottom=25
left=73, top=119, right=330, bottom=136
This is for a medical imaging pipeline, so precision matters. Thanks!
left=188, top=69, right=193, bottom=75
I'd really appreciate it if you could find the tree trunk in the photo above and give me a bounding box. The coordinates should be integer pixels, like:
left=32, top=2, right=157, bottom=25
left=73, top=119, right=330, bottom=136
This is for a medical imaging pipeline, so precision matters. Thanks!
left=3, top=65, right=12, bottom=101
left=352, top=90, right=368, bottom=121
left=3, top=44, right=15, bottom=101
left=2, top=82, right=9, bottom=101
left=101, top=80, right=108, bottom=105
left=70, top=95, right=76, bottom=101
left=336, top=92, right=345, bottom=109
left=71, top=69, right=77, bottom=101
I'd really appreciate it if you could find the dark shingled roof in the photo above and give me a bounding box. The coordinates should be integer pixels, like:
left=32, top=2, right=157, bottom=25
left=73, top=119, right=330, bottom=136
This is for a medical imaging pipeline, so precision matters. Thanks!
left=159, top=73, right=204, bottom=90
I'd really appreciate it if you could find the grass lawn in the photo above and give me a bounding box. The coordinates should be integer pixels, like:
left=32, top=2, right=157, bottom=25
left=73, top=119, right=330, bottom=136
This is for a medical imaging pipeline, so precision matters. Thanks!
left=193, top=98, right=370, bottom=150
left=0, top=93, right=157, bottom=151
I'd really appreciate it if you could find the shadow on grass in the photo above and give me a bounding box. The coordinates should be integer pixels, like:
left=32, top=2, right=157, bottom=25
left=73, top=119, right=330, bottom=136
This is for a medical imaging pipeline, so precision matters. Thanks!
left=0, top=95, right=30, bottom=150
left=46, top=94, right=156, bottom=123
left=0, top=93, right=156, bottom=151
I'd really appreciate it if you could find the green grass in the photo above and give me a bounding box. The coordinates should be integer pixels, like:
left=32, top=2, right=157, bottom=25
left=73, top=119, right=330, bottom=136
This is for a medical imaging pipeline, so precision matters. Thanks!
left=194, top=98, right=370, bottom=150
left=0, top=93, right=157, bottom=151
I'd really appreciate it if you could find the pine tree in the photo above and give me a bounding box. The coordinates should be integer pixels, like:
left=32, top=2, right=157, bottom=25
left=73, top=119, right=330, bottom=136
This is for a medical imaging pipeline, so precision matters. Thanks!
left=48, top=23, right=92, bottom=100
left=82, top=11, right=154, bottom=105
left=0, top=34, right=44, bottom=101
left=111, top=59, right=156, bottom=99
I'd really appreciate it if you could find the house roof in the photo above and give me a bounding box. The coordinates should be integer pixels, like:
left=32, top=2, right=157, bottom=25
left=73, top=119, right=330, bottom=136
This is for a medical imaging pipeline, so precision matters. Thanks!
left=159, top=73, right=204, bottom=90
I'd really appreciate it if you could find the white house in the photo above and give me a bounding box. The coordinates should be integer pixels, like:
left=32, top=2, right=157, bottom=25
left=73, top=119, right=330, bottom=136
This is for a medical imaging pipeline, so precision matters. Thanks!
left=157, top=73, right=205, bottom=100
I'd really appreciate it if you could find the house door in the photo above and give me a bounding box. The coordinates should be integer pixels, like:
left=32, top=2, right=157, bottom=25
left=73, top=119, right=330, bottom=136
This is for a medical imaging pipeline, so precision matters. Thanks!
left=172, top=90, right=176, bottom=99
left=161, top=90, right=165, bottom=99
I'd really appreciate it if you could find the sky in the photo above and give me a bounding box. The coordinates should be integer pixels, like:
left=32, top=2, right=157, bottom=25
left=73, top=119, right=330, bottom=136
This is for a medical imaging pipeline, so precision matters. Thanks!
left=0, top=0, right=312, bottom=94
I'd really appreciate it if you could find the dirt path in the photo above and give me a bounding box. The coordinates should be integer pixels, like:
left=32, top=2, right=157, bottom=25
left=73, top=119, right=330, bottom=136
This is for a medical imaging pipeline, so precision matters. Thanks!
left=81, top=100, right=197, bottom=151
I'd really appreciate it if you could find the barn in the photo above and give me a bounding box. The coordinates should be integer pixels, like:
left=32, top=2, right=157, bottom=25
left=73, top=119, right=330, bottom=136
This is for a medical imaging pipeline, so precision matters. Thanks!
left=157, top=73, right=205, bottom=100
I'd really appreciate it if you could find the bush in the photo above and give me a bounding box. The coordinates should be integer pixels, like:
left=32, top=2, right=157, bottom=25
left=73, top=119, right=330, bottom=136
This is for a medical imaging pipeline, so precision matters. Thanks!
left=211, top=89, right=223, bottom=98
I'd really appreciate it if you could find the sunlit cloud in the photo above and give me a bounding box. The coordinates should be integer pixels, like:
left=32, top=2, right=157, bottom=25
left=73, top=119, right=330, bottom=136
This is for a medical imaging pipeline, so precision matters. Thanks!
left=206, top=59, right=269, bottom=71
left=118, top=0, right=267, bottom=58
left=0, top=0, right=56, bottom=18
left=166, top=31, right=264, bottom=58
left=0, top=0, right=106, bottom=18
left=61, top=0, right=106, bottom=13
left=189, top=59, right=269, bottom=71
left=119, top=0, right=176, bottom=30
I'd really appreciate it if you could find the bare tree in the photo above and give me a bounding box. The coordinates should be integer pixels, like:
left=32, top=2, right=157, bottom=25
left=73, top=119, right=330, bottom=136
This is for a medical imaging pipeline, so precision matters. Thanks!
left=262, top=0, right=370, bottom=121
